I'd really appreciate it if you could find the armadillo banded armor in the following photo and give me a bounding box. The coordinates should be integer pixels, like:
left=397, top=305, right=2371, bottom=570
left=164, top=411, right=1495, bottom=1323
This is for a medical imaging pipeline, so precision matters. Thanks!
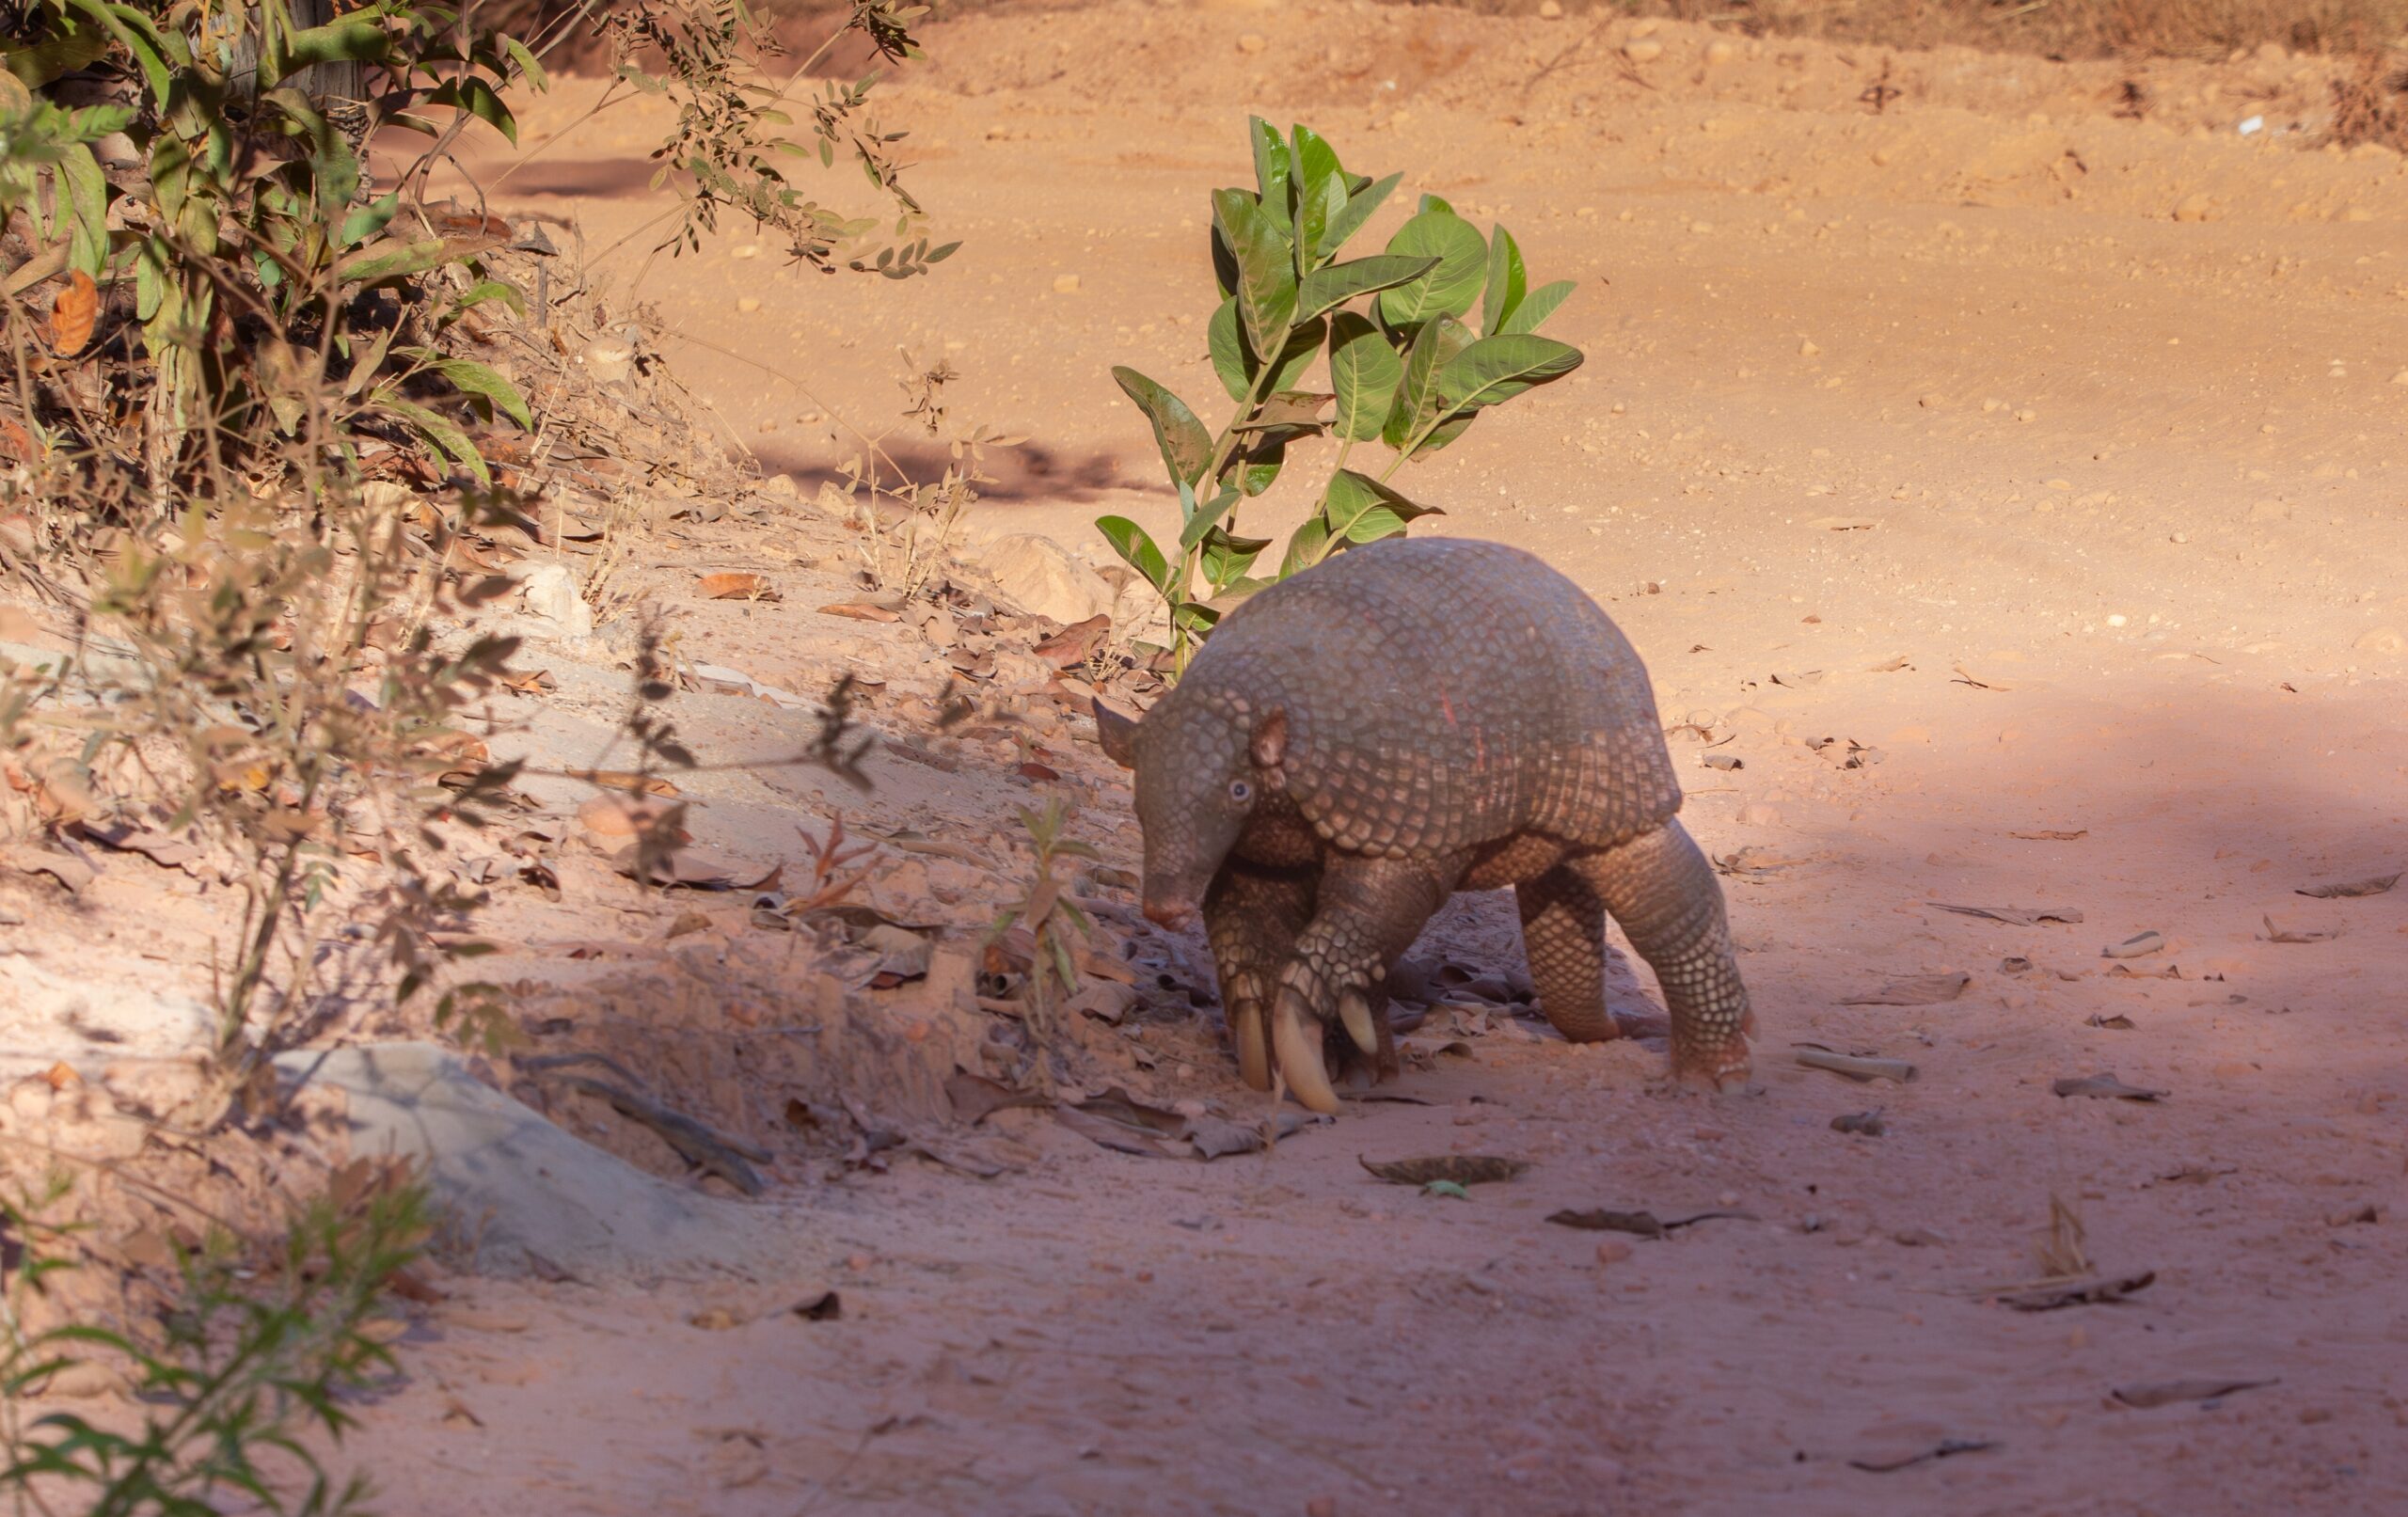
left=1193, top=540, right=1681, bottom=857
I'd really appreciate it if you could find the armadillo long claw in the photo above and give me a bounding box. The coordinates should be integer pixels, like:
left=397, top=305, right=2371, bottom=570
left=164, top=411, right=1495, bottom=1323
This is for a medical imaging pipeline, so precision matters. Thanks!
left=1228, top=997, right=1272, bottom=1091
left=1339, top=989, right=1379, bottom=1058
left=1272, top=989, right=1340, bottom=1114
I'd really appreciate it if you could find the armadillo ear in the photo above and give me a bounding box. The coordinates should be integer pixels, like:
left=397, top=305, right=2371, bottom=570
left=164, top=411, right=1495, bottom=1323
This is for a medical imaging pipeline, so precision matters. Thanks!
left=1093, top=699, right=1141, bottom=768
left=1248, top=708, right=1288, bottom=770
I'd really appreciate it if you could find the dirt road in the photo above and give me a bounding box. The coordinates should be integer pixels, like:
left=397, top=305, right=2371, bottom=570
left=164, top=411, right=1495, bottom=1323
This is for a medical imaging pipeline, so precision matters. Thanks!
left=349, top=6, right=2408, bottom=1512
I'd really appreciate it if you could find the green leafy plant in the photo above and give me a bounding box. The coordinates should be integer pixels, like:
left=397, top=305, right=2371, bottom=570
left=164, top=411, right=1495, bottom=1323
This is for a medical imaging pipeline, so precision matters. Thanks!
left=0, top=1163, right=430, bottom=1517
left=597, top=0, right=956, bottom=278
left=0, top=0, right=544, bottom=485
left=1097, top=117, right=1584, bottom=672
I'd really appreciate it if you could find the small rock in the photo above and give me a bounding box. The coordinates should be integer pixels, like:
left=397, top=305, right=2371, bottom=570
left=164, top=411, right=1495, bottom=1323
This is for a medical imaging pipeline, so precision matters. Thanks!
left=1624, top=38, right=1663, bottom=63
left=1236, top=31, right=1266, bottom=53
left=1052, top=274, right=1081, bottom=294
left=736, top=297, right=762, bottom=313
left=1798, top=339, right=1819, bottom=356
left=1704, top=39, right=1735, bottom=64
left=2353, top=625, right=2404, bottom=656
left=1735, top=802, right=1783, bottom=827
left=966, top=535, right=1116, bottom=624
left=581, top=339, right=634, bottom=385
left=2171, top=192, right=2216, bottom=223
left=1594, top=1240, right=1635, bottom=1265
left=1538, top=0, right=1563, bottom=15
left=516, top=563, right=594, bottom=640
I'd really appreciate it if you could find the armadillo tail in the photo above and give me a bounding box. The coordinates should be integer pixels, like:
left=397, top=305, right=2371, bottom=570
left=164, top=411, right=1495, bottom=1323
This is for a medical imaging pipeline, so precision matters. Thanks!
left=1575, top=819, right=1753, bottom=1091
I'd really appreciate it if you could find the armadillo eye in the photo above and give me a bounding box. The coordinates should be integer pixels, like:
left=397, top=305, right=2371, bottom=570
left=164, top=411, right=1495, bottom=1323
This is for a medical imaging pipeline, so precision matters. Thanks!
left=1228, top=780, right=1253, bottom=803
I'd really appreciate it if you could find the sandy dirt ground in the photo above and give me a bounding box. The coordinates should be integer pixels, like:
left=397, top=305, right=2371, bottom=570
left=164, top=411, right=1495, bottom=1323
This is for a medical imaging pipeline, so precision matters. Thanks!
left=14, top=4, right=2408, bottom=1513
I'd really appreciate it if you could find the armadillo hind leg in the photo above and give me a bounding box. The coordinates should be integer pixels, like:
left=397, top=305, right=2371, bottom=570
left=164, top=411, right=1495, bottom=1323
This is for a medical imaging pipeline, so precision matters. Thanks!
left=1205, top=861, right=1320, bottom=1092
left=1272, top=852, right=1465, bottom=1113
left=1515, top=865, right=1624, bottom=1043
left=1569, top=819, right=1754, bottom=1091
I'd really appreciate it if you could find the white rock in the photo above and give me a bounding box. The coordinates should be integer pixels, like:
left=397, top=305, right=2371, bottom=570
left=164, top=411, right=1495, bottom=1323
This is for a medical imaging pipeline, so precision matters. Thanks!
left=517, top=562, right=594, bottom=639
left=581, top=339, right=634, bottom=384
left=968, top=535, right=1116, bottom=625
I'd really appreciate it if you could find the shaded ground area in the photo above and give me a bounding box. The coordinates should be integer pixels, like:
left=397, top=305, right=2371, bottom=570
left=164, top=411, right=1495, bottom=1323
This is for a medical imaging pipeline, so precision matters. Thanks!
left=14, top=4, right=2405, bottom=1512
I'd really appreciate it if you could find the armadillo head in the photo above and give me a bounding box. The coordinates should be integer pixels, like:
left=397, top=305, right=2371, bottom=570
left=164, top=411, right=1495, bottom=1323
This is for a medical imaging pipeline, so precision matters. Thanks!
left=1094, top=691, right=1286, bottom=930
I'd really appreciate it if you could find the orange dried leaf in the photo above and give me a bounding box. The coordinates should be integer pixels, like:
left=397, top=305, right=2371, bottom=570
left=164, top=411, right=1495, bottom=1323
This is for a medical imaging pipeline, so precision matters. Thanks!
left=49, top=272, right=97, bottom=356
left=701, top=572, right=778, bottom=601
left=817, top=603, right=900, bottom=623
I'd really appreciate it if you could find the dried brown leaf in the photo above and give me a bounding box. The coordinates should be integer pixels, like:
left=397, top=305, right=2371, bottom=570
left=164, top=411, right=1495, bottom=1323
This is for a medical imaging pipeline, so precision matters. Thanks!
left=701, top=572, right=779, bottom=600
left=49, top=271, right=96, bottom=356
left=1358, top=1154, right=1530, bottom=1187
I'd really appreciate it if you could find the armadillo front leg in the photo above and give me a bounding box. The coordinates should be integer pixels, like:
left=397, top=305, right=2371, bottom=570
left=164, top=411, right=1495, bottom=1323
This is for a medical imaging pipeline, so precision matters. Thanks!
left=1204, top=860, right=1318, bottom=1092
left=1570, top=819, right=1754, bottom=1091
left=1271, top=852, right=1465, bottom=1113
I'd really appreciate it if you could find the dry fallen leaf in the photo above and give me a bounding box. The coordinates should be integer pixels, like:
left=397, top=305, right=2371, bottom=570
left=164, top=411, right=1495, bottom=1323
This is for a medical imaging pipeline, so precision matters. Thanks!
left=1031, top=613, right=1111, bottom=669
left=2101, top=931, right=2164, bottom=960
left=1867, top=655, right=1912, bottom=672
left=2052, top=1073, right=2167, bottom=1102
left=1993, top=1270, right=2155, bottom=1311
left=701, top=572, right=779, bottom=601
left=1935, top=903, right=2083, bottom=925
left=2110, top=1377, right=2275, bottom=1410
left=2260, top=914, right=2339, bottom=944
left=1793, top=1045, right=1918, bottom=1083
left=1358, top=1154, right=1530, bottom=1187
left=1848, top=1438, right=1997, bottom=1474
left=1806, top=515, right=1879, bottom=530
left=1950, top=662, right=2014, bottom=690
left=2010, top=829, right=2088, bottom=842
left=1544, top=1207, right=1754, bottom=1238
left=49, top=271, right=97, bottom=355
left=2295, top=872, right=2398, bottom=900
left=1840, top=972, right=1970, bottom=1006
left=817, top=602, right=900, bottom=622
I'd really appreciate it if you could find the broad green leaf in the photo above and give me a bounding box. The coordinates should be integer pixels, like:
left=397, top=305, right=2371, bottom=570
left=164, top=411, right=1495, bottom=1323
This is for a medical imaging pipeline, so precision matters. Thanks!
left=1096, top=515, right=1172, bottom=593
left=373, top=395, right=488, bottom=482
left=1435, top=334, right=1584, bottom=415
left=1235, top=434, right=1286, bottom=498
left=1320, top=170, right=1400, bottom=260
left=1412, top=411, right=1475, bottom=459
left=1248, top=117, right=1291, bottom=231
left=1382, top=313, right=1472, bottom=451
left=1418, top=193, right=1455, bottom=215
left=1500, top=278, right=1574, bottom=336
left=2, top=26, right=111, bottom=90
left=1298, top=171, right=1346, bottom=277
left=336, top=232, right=503, bottom=286
left=1178, top=484, right=1242, bottom=552
left=427, top=76, right=516, bottom=146
left=1378, top=209, right=1486, bottom=327
left=1327, top=311, right=1402, bottom=444
left=1289, top=124, right=1343, bottom=261
left=404, top=350, right=532, bottom=430
left=63, top=0, right=178, bottom=104
left=1481, top=223, right=1528, bottom=337
left=1277, top=514, right=1332, bottom=578
left=339, top=192, right=402, bottom=249
left=1266, top=315, right=1324, bottom=394
left=275, top=18, right=388, bottom=74
left=1320, top=467, right=1444, bottom=545
left=1212, top=188, right=1297, bottom=358
left=1113, top=366, right=1212, bottom=487
left=1173, top=601, right=1221, bottom=633
left=1295, top=253, right=1439, bottom=324
left=57, top=142, right=106, bottom=278
left=502, top=36, right=548, bottom=89
left=1200, top=532, right=1271, bottom=592
left=452, top=279, right=527, bottom=316
left=1207, top=296, right=1248, bottom=401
